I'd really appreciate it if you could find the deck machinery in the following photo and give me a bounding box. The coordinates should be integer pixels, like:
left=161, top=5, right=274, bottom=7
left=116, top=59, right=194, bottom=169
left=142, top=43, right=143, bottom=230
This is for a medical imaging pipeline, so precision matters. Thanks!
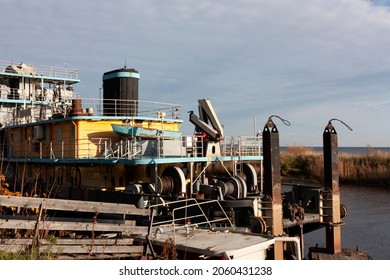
left=0, top=61, right=347, bottom=259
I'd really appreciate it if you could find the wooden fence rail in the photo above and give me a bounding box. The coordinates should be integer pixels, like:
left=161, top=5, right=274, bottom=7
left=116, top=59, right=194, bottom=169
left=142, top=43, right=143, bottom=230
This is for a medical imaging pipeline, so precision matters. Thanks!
left=0, top=195, right=150, bottom=216
left=0, top=195, right=150, bottom=259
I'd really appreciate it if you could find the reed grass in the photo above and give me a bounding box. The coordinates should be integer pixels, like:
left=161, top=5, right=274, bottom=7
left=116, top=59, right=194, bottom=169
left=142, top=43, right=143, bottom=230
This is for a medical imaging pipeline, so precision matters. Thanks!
left=281, top=146, right=323, bottom=180
left=338, top=149, right=390, bottom=186
left=0, top=235, right=59, bottom=260
left=281, top=146, right=390, bottom=186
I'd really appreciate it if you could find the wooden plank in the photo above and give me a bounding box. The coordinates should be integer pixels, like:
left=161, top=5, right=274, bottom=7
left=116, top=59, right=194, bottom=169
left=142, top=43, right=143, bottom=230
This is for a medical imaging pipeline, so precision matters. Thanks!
left=33, top=221, right=145, bottom=232
left=47, top=245, right=144, bottom=254
left=0, top=245, right=29, bottom=253
left=0, top=195, right=150, bottom=216
left=0, top=238, right=135, bottom=246
left=0, top=239, right=34, bottom=246
left=0, top=218, right=148, bottom=233
left=1, top=214, right=136, bottom=225
left=57, top=253, right=139, bottom=260
left=0, top=219, right=36, bottom=230
left=0, top=214, right=139, bottom=227
left=0, top=243, right=144, bottom=256
left=42, top=238, right=135, bottom=246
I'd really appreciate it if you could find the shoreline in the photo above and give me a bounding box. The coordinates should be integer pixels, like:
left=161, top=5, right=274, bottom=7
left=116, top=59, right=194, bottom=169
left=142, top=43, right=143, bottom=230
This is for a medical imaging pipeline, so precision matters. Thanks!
left=280, top=146, right=390, bottom=187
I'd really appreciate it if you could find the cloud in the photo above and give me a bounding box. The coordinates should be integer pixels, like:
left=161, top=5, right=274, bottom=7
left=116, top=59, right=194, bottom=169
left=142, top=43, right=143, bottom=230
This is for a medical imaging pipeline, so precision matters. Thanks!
left=2, top=0, right=390, bottom=146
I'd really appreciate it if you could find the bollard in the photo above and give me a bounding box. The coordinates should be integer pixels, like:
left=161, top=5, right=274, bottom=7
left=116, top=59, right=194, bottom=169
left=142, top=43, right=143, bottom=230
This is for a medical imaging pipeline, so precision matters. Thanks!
left=262, top=115, right=290, bottom=260
left=323, top=119, right=352, bottom=254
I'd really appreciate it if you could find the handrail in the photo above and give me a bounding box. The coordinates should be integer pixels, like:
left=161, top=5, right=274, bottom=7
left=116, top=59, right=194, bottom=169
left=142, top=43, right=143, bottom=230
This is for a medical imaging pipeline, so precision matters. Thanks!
left=2, top=95, right=183, bottom=125
left=147, top=199, right=235, bottom=243
left=0, top=61, right=79, bottom=79
left=5, top=134, right=262, bottom=161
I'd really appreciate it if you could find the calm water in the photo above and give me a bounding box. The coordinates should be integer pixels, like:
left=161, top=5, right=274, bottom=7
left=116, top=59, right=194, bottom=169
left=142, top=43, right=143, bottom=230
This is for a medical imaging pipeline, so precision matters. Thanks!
left=304, top=184, right=390, bottom=260
left=281, top=146, right=390, bottom=259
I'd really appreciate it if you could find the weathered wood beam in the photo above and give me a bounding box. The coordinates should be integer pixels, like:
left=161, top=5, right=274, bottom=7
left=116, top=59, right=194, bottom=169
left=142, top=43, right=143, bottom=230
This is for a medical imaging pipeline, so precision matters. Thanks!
left=0, top=195, right=150, bottom=216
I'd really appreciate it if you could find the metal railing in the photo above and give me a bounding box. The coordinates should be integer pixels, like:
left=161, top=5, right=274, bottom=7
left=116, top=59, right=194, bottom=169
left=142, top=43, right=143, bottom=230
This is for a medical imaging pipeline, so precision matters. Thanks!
left=147, top=199, right=235, bottom=243
left=6, top=135, right=262, bottom=161
left=221, top=136, right=263, bottom=157
left=78, top=98, right=182, bottom=119
left=1, top=95, right=182, bottom=124
left=0, top=61, right=79, bottom=80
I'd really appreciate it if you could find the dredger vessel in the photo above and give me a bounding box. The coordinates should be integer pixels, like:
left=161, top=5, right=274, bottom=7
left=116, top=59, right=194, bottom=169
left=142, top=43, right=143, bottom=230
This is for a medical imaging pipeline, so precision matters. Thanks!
left=0, top=61, right=360, bottom=259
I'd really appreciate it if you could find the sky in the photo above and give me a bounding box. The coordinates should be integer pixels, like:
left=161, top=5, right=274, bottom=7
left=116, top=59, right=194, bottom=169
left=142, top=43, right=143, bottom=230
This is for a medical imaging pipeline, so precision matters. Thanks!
left=1, top=0, right=390, bottom=147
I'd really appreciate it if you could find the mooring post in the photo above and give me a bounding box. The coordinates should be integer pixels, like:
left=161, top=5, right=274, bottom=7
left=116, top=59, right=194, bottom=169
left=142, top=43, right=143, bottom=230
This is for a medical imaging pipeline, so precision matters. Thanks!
left=262, top=116, right=284, bottom=260
left=323, top=121, right=342, bottom=254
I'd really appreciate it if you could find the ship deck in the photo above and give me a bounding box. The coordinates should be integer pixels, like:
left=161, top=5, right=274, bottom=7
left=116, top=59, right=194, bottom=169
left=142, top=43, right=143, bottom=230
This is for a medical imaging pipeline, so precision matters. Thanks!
left=135, top=228, right=276, bottom=260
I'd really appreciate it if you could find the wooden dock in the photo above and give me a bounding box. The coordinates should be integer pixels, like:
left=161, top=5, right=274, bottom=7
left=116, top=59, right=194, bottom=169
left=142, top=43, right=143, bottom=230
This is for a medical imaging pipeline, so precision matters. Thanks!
left=308, top=247, right=372, bottom=260
left=0, top=195, right=149, bottom=259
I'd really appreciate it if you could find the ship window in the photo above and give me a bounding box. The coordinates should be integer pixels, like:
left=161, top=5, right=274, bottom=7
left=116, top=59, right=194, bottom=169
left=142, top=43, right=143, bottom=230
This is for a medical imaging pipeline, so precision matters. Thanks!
left=33, top=125, right=45, bottom=140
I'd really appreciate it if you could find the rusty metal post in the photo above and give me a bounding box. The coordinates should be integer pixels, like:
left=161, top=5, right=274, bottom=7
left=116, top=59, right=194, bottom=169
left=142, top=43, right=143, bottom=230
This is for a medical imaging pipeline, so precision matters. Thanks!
left=323, top=121, right=342, bottom=254
left=263, top=117, right=284, bottom=260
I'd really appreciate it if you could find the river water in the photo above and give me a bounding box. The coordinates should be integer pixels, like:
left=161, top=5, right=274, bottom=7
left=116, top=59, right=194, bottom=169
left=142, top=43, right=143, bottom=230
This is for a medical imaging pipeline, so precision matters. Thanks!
left=303, top=184, right=390, bottom=260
